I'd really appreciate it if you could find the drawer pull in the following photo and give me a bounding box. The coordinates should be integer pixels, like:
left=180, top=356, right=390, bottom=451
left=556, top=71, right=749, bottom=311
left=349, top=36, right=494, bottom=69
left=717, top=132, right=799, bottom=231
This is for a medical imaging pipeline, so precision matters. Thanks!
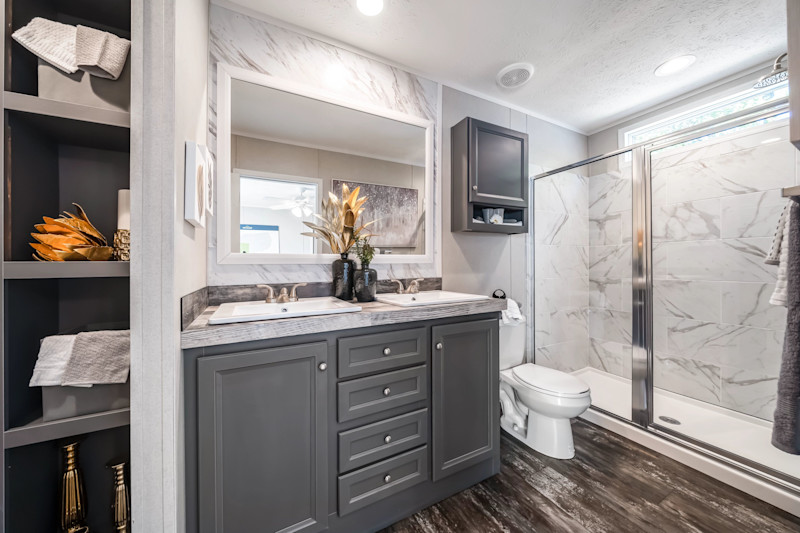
left=383, top=474, right=392, bottom=484
left=435, top=342, right=443, bottom=350
left=318, top=362, right=328, bottom=371
left=383, top=387, right=391, bottom=397
left=384, top=434, right=392, bottom=444
left=383, top=347, right=392, bottom=356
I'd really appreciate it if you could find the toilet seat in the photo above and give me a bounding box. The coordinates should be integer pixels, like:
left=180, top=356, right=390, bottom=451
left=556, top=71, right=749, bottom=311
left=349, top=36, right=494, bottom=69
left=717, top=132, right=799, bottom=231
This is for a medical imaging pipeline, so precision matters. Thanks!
left=511, top=364, right=589, bottom=399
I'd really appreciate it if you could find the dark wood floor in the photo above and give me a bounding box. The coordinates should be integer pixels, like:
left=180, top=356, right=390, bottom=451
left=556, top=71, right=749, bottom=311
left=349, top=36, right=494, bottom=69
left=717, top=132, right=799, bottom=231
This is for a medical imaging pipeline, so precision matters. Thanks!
left=381, top=420, right=800, bottom=533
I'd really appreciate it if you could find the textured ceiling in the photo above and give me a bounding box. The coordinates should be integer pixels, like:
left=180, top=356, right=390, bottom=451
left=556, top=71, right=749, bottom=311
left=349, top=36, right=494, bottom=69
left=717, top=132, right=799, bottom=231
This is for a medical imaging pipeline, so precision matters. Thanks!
left=220, top=0, right=787, bottom=134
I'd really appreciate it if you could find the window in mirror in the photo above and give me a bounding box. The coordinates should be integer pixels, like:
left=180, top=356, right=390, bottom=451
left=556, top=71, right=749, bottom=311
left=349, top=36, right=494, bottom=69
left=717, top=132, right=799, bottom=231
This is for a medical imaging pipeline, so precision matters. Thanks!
left=237, top=173, right=320, bottom=254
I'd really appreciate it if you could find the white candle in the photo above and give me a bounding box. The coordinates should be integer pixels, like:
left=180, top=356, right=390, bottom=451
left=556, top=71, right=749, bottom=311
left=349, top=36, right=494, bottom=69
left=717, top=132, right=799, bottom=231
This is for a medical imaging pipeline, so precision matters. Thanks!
left=117, top=189, right=130, bottom=230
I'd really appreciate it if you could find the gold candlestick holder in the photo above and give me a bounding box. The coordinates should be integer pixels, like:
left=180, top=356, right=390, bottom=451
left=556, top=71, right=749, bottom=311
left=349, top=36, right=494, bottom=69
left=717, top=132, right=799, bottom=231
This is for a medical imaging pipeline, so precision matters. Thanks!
left=110, top=462, right=130, bottom=532
left=61, top=442, right=89, bottom=533
left=113, top=229, right=130, bottom=261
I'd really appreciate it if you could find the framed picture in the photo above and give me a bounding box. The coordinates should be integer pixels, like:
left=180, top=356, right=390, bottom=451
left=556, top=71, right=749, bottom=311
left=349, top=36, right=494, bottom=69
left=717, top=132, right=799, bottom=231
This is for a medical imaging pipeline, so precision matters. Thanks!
left=185, top=141, right=207, bottom=228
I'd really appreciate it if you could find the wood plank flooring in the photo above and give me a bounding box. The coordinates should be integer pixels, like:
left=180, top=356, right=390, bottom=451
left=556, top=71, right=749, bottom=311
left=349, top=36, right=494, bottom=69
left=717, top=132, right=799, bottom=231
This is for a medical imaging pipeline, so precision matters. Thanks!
left=381, top=420, right=800, bottom=533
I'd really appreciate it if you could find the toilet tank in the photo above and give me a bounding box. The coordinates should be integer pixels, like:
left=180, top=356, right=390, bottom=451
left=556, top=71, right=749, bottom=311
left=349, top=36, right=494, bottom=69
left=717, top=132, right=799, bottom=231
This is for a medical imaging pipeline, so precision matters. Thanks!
left=499, top=316, right=526, bottom=370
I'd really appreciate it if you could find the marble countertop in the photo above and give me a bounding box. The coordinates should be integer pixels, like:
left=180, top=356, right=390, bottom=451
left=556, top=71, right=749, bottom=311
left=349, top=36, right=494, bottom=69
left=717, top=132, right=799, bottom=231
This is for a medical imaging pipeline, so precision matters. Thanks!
left=181, top=298, right=507, bottom=349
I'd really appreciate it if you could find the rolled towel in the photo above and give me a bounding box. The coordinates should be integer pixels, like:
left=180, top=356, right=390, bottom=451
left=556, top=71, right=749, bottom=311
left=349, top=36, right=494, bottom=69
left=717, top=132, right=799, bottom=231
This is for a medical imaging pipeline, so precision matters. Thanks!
left=29, top=335, right=77, bottom=387
left=75, top=25, right=130, bottom=80
left=61, top=330, right=130, bottom=386
left=12, top=18, right=78, bottom=74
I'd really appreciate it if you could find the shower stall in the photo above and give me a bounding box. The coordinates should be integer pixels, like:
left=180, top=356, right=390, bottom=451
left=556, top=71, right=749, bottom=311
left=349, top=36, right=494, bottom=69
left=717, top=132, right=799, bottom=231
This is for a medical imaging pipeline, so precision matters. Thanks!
left=533, top=99, right=799, bottom=493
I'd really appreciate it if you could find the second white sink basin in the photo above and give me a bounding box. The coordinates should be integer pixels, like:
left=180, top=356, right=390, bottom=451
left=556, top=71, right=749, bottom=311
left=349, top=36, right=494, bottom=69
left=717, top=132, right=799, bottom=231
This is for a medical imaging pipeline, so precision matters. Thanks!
left=376, top=290, right=490, bottom=307
left=209, top=297, right=362, bottom=325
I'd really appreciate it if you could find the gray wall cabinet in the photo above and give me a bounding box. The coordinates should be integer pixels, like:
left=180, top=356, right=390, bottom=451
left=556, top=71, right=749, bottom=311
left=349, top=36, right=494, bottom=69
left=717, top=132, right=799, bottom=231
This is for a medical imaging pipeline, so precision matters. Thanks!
left=432, top=319, right=499, bottom=481
left=789, top=0, right=800, bottom=150
left=197, top=342, right=329, bottom=533
left=187, top=313, right=500, bottom=533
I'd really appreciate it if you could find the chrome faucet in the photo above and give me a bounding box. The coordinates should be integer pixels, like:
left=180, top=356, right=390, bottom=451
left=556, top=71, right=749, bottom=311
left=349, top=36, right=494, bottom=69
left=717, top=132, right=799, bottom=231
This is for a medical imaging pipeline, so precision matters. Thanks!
left=390, top=278, right=424, bottom=294
left=276, top=282, right=308, bottom=303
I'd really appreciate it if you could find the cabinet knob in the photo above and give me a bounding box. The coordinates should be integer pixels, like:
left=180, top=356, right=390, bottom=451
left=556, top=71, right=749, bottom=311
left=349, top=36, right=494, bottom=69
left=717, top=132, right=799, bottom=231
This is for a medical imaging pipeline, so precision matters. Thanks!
left=383, top=387, right=391, bottom=397
left=472, top=185, right=478, bottom=191
left=383, top=474, right=392, bottom=484
left=383, top=347, right=391, bottom=356
left=318, top=362, right=327, bottom=371
left=384, top=434, right=392, bottom=444
left=435, top=342, right=443, bottom=350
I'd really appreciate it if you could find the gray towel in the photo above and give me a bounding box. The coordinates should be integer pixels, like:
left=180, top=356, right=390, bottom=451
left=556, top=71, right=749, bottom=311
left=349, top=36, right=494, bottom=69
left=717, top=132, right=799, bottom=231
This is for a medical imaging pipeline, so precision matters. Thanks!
left=772, top=201, right=800, bottom=454
left=60, top=330, right=130, bottom=386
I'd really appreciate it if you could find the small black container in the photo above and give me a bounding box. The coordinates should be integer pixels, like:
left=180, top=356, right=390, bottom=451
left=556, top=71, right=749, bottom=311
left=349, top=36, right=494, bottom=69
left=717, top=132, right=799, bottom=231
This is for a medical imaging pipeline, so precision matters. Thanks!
left=354, top=266, right=377, bottom=302
left=332, top=253, right=356, bottom=301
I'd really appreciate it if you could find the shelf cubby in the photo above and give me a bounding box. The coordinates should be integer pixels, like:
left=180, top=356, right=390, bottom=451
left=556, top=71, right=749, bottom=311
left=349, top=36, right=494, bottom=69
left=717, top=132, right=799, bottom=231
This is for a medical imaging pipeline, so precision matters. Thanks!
left=4, top=277, right=130, bottom=430
left=4, top=261, right=130, bottom=279
left=5, top=424, right=130, bottom=532
left=4, top=407, right=130, bottom=449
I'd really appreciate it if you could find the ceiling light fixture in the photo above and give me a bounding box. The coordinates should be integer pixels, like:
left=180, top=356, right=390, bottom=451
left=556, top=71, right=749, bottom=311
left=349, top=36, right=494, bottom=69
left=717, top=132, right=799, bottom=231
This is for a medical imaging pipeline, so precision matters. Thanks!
left=496, top=63, right=535, bottom=89
left=654, top=55, right=696, bottom=77
left=356, top=0, right=383, bottom=16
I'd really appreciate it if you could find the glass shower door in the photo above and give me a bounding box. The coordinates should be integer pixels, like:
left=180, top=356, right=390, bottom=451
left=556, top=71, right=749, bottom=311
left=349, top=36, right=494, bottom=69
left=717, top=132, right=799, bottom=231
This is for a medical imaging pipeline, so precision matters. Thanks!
left=646, top=114, right=800, bottom=481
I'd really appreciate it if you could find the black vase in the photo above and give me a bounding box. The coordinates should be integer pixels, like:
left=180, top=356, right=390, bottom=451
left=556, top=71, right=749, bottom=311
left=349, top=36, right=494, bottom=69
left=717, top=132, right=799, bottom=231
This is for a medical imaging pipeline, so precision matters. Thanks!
left=354, top=267, right=378, bottom=302
left=332, top=253, right=356, bottom=301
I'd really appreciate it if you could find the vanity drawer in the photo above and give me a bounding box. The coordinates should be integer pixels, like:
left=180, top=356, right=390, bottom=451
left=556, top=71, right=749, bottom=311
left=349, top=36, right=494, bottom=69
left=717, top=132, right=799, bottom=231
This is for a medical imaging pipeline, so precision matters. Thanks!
left=339, top=408, right=428, bottom=472
left=338, top=365, right=427, bottom=422
left=338, top=327, right=427, bottom=378
left=338, top=445, right=428, bottom=516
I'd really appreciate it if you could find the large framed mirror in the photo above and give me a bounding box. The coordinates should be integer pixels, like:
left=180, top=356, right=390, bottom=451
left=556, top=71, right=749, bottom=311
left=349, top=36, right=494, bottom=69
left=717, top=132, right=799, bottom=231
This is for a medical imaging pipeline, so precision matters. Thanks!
left=216, top=64, right=435, bottom=265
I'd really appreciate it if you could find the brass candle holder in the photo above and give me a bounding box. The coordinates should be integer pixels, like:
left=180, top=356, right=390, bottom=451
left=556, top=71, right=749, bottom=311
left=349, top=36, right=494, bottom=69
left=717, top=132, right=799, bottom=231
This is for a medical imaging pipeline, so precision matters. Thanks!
left=110, top=462, right=130, bottom=532
left=61, top=442, right=89, bottom=533
left=113, top=229, right=130, bottom=261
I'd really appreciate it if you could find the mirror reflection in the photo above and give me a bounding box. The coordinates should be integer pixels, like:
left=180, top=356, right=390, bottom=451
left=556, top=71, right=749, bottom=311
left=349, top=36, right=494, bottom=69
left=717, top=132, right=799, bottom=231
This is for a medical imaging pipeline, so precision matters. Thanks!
left=229, top=79, right=428, bottom=256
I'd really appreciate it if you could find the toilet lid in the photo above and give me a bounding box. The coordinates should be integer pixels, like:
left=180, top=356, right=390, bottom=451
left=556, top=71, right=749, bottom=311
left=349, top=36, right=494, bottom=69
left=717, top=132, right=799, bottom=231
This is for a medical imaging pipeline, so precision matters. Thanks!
left=512, top=364, right=589, bottom=397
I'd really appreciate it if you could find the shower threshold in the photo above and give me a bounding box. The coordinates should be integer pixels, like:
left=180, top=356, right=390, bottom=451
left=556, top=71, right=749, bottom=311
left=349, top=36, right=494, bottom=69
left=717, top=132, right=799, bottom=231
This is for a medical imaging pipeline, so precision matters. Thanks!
left=572, top=367, right=800, bottom=482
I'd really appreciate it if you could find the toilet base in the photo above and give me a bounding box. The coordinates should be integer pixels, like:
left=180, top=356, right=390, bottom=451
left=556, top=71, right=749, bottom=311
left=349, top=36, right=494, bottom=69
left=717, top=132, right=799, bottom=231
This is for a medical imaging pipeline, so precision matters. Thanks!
left=500, top=411, right=576, bottom=460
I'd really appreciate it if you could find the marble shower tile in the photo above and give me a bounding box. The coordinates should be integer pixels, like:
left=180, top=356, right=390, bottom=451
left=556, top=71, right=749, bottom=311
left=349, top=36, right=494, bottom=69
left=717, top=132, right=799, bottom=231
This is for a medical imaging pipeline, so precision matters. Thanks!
left=589, top=278, right=623, bottom=311
left=534, top=172, right=588, bottom=215
left=589, top=245, right=631, bottom=280
left=652, top=198, right=720, bottom=242
left=588, top=172, right=631, bottom=216
left=535, top=245, right=588, bottom=280
left=720, top=367, right=778, bottom=421
left=544, top=307, right=589, bottom=346
left=536, top=277, right=589, bottom=315
left=653, top=353, right=721, bottom=405
left=588, top=308, right=632, bottom=345
left=589, top=209, right=632, bottom=246
left=588, top=338, right=629, bottom=377
left=653, top=280, right=721, bottom=322
left=534, top=212, right=588, bottom=246
left=720, top=282, right=787, bottom=329
left=720, top=190, right=787, bottom=239
left=535, top=339, right=590, bottom=373
left=665, top=238, right=775, bottom=282
left=660, top=141, right=794, bottom=205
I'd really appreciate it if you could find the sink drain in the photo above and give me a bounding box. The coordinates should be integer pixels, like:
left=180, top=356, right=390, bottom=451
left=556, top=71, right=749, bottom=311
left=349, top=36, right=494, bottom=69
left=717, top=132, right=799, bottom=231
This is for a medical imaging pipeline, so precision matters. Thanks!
left=658, top=416, right=681, bottom=425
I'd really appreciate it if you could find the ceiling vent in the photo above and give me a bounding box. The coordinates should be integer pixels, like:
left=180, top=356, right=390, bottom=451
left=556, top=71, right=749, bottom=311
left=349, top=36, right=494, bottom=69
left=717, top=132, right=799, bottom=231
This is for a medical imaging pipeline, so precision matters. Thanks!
left=496, top=63, right=534, bottom=89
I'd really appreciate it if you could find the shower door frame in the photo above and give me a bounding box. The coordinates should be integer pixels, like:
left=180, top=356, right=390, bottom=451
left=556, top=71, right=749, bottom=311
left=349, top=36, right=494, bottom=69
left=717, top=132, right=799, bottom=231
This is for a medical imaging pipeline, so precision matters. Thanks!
left=532, top=97, right=799, bottom=493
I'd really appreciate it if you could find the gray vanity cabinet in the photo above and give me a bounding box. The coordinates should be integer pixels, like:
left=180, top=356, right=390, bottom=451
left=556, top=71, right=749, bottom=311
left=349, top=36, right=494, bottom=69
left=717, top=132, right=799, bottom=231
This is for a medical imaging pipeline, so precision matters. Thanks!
left=431, top=319, right=499, bottom=481
left=197, top=342, right=328, bottom=533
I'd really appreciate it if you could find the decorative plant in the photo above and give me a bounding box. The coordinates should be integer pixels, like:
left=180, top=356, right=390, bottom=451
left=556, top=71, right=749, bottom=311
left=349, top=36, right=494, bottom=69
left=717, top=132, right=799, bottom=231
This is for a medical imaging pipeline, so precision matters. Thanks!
left=302, top=184, right=376, bottom=254
left=29, top=203, right=113, bottom=261
left=356, top=236, right=375, bottom=268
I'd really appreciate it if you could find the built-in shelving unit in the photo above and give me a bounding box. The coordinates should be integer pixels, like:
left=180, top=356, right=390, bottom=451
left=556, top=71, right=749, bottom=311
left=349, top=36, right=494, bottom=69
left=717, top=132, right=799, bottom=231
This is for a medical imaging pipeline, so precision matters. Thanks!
left=1, top=0, right=133, bottom=531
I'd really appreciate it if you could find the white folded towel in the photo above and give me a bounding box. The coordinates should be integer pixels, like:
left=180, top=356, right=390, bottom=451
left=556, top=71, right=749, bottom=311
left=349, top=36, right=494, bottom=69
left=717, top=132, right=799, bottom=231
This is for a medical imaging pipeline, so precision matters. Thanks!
left=502, top=298, right=524, bottom=325
left=769, top=201, right=793, bottom=306
left=75, top=25, right=130, bottom=80
left=29, top=335, right=77, bottom=387
left=61, top=330, right=130, bottom=386
left=12, top=18, right=78, bottom=74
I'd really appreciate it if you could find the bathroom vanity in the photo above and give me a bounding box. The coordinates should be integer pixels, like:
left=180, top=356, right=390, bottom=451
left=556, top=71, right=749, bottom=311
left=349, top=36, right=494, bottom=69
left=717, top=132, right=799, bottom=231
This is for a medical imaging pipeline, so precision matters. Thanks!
left=182, top=298, right=505, bottom=533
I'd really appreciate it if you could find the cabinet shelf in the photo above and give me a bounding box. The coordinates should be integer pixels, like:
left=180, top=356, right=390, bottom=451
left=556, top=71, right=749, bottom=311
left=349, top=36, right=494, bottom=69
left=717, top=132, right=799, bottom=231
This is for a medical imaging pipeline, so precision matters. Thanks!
left=4, top=407, right=130, bottom=449
left=4, top=261, right=130, bottom=279
left=4, top=91, right=130, bottom=129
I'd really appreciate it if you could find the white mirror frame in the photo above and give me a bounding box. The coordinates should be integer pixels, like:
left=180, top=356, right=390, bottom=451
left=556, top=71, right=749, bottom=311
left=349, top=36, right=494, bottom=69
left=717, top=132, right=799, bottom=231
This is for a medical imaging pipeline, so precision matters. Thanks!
left=216, top=63, right=436, bottom=266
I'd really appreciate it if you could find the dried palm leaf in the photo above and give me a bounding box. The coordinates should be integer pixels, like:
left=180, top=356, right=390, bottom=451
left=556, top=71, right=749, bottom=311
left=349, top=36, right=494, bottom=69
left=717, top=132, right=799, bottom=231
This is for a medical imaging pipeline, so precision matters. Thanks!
left=30, top=243, right=62, bottom=261
left=73, top=246, right=113, bottom=261
left=31, top=233, right=87, bottom=252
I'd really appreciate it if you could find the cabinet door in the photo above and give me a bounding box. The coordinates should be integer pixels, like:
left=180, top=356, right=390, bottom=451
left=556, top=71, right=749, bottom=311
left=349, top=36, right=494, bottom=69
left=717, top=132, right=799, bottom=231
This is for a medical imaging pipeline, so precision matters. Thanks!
left=469, top=118, right=529, bottom=208
left=431, top=319, right=499, bottom=481
left=198, top=343, right=328, bottom=533
left=789, top=0, right=800, bottom=149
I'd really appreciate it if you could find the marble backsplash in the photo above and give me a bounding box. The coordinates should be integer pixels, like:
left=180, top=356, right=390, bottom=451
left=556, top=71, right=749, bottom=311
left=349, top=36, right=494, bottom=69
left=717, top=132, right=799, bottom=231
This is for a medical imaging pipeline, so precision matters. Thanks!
left=206, top=4, right=441, bottom=286
left=534, top=122, right=798, bottom=422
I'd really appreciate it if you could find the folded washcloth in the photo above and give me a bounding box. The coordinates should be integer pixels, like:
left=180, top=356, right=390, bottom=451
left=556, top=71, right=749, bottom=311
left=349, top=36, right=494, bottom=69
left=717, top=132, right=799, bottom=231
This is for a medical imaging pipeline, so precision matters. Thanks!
left=29, top=335, right=77, bottom=387
left=12, top=18, right=78, bottom=74
left=76, top=25, right=130, bottom=80
left=61, top=330, right=130, bottom=386
left=489, top=213, right=504, bottom=224
left=502, top=298, right=524, bottom=325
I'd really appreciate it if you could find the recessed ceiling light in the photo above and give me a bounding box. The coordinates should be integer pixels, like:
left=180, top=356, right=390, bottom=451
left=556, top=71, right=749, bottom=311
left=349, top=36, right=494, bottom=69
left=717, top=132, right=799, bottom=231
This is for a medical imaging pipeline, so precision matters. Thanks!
left=356, top=0, right=383, bottom=16
left=654, top=55, right=696, bottom=77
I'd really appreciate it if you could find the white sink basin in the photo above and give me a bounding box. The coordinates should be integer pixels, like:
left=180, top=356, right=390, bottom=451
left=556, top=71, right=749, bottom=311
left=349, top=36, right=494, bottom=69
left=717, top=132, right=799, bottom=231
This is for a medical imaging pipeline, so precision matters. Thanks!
left=209, top=297, right=362, bottom=325
left=376, top=290, right=490, bottom=307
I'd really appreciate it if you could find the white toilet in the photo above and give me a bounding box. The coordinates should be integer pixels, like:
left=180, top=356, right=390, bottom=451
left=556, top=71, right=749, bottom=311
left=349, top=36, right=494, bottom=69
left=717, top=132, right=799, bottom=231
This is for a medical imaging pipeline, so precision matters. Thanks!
left=498, top=317, right=591, bottom=459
